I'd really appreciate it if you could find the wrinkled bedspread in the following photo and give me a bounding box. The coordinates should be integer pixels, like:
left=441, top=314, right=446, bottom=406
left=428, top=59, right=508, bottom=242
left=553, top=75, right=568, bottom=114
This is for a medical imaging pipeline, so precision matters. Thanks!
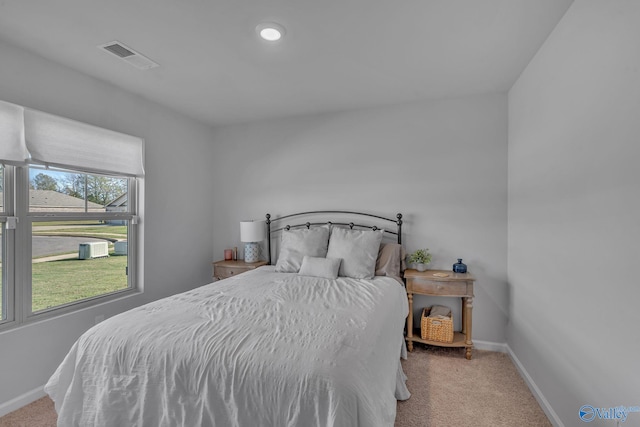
left=45, top=267, right=409, bottom=427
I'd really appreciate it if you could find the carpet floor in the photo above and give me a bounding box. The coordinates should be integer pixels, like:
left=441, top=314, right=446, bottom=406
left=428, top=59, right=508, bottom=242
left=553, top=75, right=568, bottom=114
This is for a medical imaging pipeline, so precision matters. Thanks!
left=0, top=346, right=551, bottom=427
left=396, top=346, right=551, bottom=426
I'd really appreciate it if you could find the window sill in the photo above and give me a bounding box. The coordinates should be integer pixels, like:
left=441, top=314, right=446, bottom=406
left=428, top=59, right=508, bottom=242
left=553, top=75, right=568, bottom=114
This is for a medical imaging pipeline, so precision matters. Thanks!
left=0, top=288, right=143, bottom=335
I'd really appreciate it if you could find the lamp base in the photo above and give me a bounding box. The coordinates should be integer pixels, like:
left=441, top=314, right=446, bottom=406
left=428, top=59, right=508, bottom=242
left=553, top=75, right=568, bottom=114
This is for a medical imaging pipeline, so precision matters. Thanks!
left=244, top=242, right=260, bottom=263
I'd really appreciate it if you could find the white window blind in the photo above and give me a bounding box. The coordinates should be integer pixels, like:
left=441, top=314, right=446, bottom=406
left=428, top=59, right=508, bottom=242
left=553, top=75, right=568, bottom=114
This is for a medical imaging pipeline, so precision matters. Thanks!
left=0, top=100, right=28, bottom=165
left=0, top=99, right=144, bottom=177
left=24, top=109, right=145, bottom=177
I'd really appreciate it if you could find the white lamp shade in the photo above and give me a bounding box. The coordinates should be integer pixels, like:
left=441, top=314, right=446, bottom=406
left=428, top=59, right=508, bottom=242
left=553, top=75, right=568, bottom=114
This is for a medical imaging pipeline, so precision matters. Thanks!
left=240, top=220, right=265, bottom=242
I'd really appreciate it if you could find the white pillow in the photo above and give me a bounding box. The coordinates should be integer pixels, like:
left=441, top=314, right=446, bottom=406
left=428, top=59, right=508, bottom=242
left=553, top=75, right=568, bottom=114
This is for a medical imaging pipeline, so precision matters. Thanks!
left=298, top=256, right=341, bottom=280
left=274, top=225, right=330, bottom=273
left=326, top=227, right=384, bottom=279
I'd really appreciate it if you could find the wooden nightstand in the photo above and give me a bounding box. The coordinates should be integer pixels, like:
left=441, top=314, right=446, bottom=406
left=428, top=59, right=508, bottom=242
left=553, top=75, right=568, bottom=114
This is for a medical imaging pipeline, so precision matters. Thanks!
left=404, top=269, right=475, bottom=359
left=212, top=259, right=268, bottom=281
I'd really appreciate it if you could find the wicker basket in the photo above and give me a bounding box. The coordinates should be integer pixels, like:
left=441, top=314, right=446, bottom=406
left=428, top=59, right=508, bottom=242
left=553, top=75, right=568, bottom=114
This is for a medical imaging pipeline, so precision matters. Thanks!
left=421, top=306, right=454, bottom=343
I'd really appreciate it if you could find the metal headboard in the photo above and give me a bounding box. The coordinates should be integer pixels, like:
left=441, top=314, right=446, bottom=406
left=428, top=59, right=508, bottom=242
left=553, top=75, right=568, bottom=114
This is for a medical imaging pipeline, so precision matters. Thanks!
left=265, top=210, right=403, bottom=265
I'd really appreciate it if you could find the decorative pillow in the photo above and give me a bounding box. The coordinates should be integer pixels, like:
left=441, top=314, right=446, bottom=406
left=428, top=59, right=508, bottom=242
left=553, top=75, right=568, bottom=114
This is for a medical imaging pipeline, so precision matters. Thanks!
left=274, top=225, right=330, bottom=273
left=298, top=256, right=341, bottom=280
left=326, top=227, right=384, bottom=279
left=375, top=243, right=406, bottom=280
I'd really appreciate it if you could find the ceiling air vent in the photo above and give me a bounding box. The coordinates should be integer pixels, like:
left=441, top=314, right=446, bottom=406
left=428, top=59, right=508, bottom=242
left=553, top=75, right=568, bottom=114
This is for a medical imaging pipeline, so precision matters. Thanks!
left=99, top=41, right=159, bottom=70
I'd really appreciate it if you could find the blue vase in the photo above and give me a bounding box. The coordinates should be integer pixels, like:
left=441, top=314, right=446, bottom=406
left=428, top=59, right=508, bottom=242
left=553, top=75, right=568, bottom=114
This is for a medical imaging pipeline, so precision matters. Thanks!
left=453, top=259, right=467, bottom=273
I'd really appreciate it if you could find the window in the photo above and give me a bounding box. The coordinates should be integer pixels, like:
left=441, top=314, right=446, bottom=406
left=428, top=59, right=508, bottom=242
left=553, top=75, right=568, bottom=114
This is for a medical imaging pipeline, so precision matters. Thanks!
left=0, top=100, right=144, bottom=327
left=0, top=163, right=4, bottom=211
left=28, top=166, right=135, bottom=314
left=1, top=222, right=4, bottom=321
left=0, top=164, right=7, bottom=323
left=1, top=164, right=7, bottom=322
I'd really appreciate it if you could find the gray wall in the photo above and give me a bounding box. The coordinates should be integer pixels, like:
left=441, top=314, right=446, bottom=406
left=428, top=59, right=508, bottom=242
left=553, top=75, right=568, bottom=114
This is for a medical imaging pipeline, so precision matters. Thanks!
left=211, top=94, right=508, bottom=343
left=0, top=39, right=214, bottom=406
left=11, top=5, right=633, bottom=423
left=508, top=1, right=640, bottom=425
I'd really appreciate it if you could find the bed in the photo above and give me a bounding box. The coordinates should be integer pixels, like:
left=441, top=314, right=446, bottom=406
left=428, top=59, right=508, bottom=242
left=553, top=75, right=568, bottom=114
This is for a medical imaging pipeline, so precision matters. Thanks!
left=45, top=211, right=410, bottom=427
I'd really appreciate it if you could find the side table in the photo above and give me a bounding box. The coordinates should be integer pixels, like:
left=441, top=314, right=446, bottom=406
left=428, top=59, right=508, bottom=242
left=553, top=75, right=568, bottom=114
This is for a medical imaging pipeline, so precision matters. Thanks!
left=404, top=269, right=475, bottom=359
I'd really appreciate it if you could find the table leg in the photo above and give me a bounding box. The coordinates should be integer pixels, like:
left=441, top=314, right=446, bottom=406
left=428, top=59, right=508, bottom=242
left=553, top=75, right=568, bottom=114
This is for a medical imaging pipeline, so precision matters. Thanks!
left=461, top=296, right=466, bottom=335
left=464, top=296, right=473, bottom=360
left=407, top=292, right=414, bottom=352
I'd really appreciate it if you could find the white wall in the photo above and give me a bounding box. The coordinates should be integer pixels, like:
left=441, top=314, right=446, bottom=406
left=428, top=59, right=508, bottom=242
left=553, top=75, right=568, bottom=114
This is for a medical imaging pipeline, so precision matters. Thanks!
left=211, top=94, right=508, bottom=343
left=0, top=39, right=214, bottom=407
left=508, top=1, right=640, bottom=425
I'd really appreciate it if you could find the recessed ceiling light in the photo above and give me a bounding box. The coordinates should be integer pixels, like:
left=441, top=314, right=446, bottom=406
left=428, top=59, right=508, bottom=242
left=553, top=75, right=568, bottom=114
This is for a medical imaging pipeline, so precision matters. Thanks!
left=256, top=22, right=286, bottom=42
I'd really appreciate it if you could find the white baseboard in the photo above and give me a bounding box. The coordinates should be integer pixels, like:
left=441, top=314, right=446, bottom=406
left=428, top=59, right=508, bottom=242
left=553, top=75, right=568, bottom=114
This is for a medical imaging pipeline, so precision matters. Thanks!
left=506, top=344, right=564, bottom=427
left=474, top=339, right=508, bottom=353
left=0, top=386, right=46, bottom=418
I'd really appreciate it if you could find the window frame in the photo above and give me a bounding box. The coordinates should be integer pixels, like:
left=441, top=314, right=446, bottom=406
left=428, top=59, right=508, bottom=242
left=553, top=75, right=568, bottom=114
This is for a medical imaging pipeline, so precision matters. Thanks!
left=0, top=165, right=141, bottom=329
left=0, top=165, right=16, bottom=325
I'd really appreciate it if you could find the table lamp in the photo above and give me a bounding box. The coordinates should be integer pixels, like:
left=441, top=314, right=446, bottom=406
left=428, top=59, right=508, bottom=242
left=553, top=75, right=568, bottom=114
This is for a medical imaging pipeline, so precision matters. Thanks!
left=240, top=220, right=265, bottom=263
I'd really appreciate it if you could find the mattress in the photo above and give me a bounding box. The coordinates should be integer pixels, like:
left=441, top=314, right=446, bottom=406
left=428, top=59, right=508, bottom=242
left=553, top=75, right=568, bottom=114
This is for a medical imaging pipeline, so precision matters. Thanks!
left=45, top=266, right=410, bottom=426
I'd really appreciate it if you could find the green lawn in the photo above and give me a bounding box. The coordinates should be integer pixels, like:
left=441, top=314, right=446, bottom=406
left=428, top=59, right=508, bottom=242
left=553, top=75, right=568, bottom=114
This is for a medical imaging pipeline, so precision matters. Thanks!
left=3, top=257, right=127, bottom=317
left=32, top=254, right=128, bottom=312
left=0, top=222, right=130, bottom=319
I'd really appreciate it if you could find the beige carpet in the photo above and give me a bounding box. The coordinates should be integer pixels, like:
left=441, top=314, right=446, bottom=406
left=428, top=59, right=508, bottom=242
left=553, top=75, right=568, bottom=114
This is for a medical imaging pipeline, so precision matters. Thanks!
left=0, top=397, right=56, bottom=427
left=0, top=346, right=550, bottom=427
left=396, top=346, right=551, bottom=426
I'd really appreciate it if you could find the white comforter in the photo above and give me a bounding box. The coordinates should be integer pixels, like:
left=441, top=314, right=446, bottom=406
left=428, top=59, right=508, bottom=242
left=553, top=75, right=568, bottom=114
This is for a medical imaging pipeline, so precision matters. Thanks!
left=45, top=267, right=409, bottom=427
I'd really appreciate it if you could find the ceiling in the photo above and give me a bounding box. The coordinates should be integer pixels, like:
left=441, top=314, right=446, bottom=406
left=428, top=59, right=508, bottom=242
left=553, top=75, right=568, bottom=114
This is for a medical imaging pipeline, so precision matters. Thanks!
left=0, top=0, right=573, bottom=127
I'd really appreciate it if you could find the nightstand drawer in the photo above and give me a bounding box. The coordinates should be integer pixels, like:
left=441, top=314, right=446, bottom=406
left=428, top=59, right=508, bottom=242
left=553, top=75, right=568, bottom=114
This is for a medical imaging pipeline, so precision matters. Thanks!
left=212, top=260, right=268, bottom=281
left=214, top=266, right=242, bottom=279
left=407, top=279, right=469, bottom=296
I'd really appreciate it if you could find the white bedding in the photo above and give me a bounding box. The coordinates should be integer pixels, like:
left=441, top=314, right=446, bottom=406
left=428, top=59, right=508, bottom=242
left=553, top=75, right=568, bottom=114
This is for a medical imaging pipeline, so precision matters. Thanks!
left=45, top=266, right=410, bottom=427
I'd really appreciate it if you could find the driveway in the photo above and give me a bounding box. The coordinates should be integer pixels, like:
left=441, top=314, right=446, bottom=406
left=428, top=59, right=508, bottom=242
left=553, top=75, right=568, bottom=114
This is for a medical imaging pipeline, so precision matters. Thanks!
left=0, top=236, right=107, bottom=259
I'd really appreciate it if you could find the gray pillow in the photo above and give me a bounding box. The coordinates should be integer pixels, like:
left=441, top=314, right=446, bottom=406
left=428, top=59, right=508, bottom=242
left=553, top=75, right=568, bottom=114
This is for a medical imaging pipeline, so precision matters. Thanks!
left=326, top=227, right=384, bottom=279
left=298, top=256, right=342, bottom=279
left=274, top=225, right=330, bottom=273
left=375, top=243, right=406, bottom=278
